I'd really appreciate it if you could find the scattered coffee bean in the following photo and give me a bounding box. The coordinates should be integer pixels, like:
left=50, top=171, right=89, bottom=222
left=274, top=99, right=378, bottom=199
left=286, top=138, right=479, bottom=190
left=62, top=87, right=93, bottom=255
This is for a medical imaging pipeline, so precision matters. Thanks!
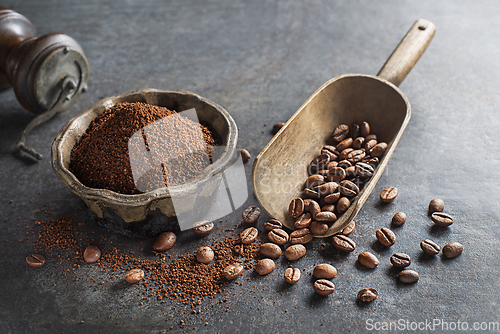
left=336, top=138, right=353, bottom=152
left=350, top=123, right=360, bottom=138
left=347, top=149, right=366, bottom=164
left=315, top=211, right=337, bottom=222
left=153, top=232, right=177, bottom=252
left=390, top=253, right=411, bottom=267
left=284, top=267, right=301, bottom=284
left=321, top=204, right=336, bottom=212
left=294, top=213, right=312, bottom=229
left=442, top=242, right=463, bottom=258
left=223, top=263, right=244, bottom=280
left=428, top=198, right=445, bottom=214
left=391, top=212, right=407, bottom=226
left=284, top=244, right=306, bottom=261
left=352, top=137, right=365, bottom=149
left=259, top=243, right=282, bottom=259
left=242, top=206, right=261, bottom=223
left=83, top=245, right=101, bottom=263
left=380, top=186, right=398, bottom=203
left=272, top=122, right=285, bottom=134
left=290, top=228, right=313, bottom=244
left=327, top=167, right=346, bottom=182
left=125, top=268, right=144, bottom=283
left=196, top=246, right=214, bottom=264
left=336, top=197, right=351, bottom=213
left=303, top=188, right=320, bottom=199
left=309, top=155, right=330, bottom=174
left=321, top=145, right=338, bottom=161
left=305, top=175, right=324, bottom=189
left=365, top=139, right=377, bottom=152
left=309, top=200, right=321, bottom=220
left=370, top=142, right=387, bottom=157
left=345, top=165, right=356, bottom=178
left=239, top=148, right=251, bottom=163
left=331, top=234, right=356, bottom=252
left=324, top=192, right=341, bottom=204
left=365, top=134, right=377, bottom=142
left=332, top=124, right=349, bottom=142
left=268, top=229, right=289, bottom=245
left=26, top=254, right=46, bottom=268
left=289, top=198, right=304, bottom=219
left=358, top=252, right=379, bottom=268
left=302, top=199, right=312, bottom=212
left=420, top=239, right=441, bottom=255
left=339, top=180, right=359, bottom=197
left=355, top=162, right=374, bottom=178
left=313, top=264, right=337, bottom=279
left=361, top=121, right=370, bottom=137
left=192, top=220, right=214, bottom=236
left=431, top=212, right=454, bottom=227
left=341, top=220, right=356, bottom=235
left=376, top=227, right=396, bottom=247
left=309, top=221, right=329, bottom=235
left=240, top=227, right=258, bottom=244
left=255, top=258, right=275, bottom=275
left=398, top=269, right=419, bottom=283
left=357, top=288, right=378, bottom=302
left=314, top=279, right=335, bottom=296
left=339, top=148, right=354, bottom=161
left=264, top=219, right=283, bottom=231
left=314, top=182, right=339, bottom=196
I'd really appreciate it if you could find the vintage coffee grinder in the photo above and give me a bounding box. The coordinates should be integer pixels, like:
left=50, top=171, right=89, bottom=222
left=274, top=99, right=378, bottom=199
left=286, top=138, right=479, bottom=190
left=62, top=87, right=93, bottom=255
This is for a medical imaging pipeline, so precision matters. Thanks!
left=0, top=6, right=89, bottom=160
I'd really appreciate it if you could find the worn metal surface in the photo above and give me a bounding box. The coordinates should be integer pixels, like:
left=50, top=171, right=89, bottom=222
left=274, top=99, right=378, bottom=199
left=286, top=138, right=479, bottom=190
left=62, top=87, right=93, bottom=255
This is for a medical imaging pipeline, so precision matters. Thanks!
left=1, top=1, right=499, bottom=333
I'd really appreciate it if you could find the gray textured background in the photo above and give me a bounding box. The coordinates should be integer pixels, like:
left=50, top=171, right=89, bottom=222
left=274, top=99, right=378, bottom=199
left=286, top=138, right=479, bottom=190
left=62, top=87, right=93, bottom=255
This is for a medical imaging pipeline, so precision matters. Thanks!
left=1, top=1, right=499, bottom=333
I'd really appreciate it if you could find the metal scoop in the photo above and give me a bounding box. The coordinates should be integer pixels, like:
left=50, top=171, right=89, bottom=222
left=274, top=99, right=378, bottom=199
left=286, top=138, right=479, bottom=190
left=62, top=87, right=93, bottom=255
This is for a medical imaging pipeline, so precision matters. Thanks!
left=252, top=19, right=435, bottom=237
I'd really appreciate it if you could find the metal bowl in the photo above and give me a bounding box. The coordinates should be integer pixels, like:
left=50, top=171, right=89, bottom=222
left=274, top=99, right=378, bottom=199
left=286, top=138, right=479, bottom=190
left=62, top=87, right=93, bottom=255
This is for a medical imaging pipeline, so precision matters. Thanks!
left=52, top=89, right=238, bottom=236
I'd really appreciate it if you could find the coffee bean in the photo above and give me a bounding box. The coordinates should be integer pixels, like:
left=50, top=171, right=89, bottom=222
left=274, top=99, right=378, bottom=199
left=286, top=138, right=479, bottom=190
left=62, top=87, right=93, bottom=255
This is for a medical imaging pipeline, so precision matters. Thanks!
left=370, top=142, right=387, bottom=158
left=332, top=124, right=349, bottom=142
left=341, top=220, right=356, bottom=235
left=331, top=234, right=356, bottom=252
left=322, top=204, right=336, bottom=212
left=327, top=167, right=346, bottom=182
left=83, top=245, right=101, bottom=263
left=391, top=212, right=407, bottom=226
left=268, top=229, right=289, bottom=245
left=339, top=180, right=359, bottom=197
left=289, top=198, right=304, bottom=219
left=420, top=239, right=441, bottom=255
left=390, top=253, right=411, bottom=267
left=358, top=252, right=379, bottom=268
left=125, top=268, right=144, bottom=283
left=364, top=139, right=377, bottom=152
left=313, top=264, right=337, bottom=279
left=309, top=154, right=330, bottom=174
left=428, top=198, right=445, bottom=214
left=264, top=219, right=283, bottom=231
left=239, top=148, right=251, bottom=163
left=376, top=227, right=396, bottom=247
left=259, top=243, right=282, bottom=259
left=242, top=205, right=261, bottom=223
left=314, top=279, right=335, bottom=296
left=339, top=148, right=354, bottom=161
left=303, top=188, right=321, bottom=199
left=355, top=162, right=374, bottom=178
left=153, top=232, right=177, bottom=252
left=284, top=268, right=301, bottom=284
left=223, top=263, right=244, bottom=280
left=398, top=269, right=419, bottom=283
left=255, top=258, right=275, bottom=275
left=196, top=246, right=214, bottom=264
left=365, top=134, right=377, bottom=142
left=337, top=159, right=352, bottom=169
left=352, top=137, right=365, bottom=149
left=272, top=122, right=285, bottom=134
left=345, top=165, right=356, bottom=178
left=347, top=149, right=366, bottom=164
left=336, top=138, right=353, bottom=152
left=294, top=213, right=312, bottom=229
left=336, top=197, right=351, bottom=213
left=321, top=145, right=338, bottom=161
left=442, top=242, right=463, bottom=258
left=431, top=212, right=454, bottom=227
left=308, top=200, right=321, bottom=220
left=380, top=186, right=398, bottom=203
left=360, top=121, right=370, bottom=137
left=357, top=288, right=378, bottom=302
left=314, top=182, right=339, bottom=197
left=315, top=211, right=337, bottom=222
left=327, top=161, right=338, bottom=170
left=192, top=220, right=214, bottom=236
left=363, top=156, right=379, bottom=166
left=26, top=254, right=46, bottom=268
left=324, top=192, right=341, bottom=204
left=284, top=244, right=306, bottom=261
left=309, top=221, right=329, bottom=235
left=288, top=227, right=311, bottom=243
left=316, top=169, right=330, bottom=176
left=302, top=199, right=312, bottom=212
left=305, top=175, right=324, bottom=188
left=240, top=227, right=258, bottom=244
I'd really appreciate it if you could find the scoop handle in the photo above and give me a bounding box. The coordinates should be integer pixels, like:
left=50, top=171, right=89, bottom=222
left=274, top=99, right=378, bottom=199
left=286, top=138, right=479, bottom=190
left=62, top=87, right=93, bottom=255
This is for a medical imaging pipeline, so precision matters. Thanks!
left=377, top=19, right=436, bottom=87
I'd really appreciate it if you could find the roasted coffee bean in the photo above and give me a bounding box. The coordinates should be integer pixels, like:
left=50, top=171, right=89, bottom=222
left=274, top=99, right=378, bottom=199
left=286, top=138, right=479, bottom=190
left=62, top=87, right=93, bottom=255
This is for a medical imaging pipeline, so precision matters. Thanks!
left=357, top=288, right=378, bottom=302
left=309, top=200, right=321, bottom=219
left=196, top=246, right=214, bottom=264
left=327, top=167, right=346, bottom=182
left=324, top=192, right=341, bottom=204
left=442, top=242, right=463, bottom=258
left=264, top=219, right=283, bottom=231
left=289, top=198, right=304, bottom=218
left=336, top=197, right=351, bottom=213
left=355, top=162, right=374, bottom=178
left=365, top=139, right=377, bottom=152
left=363, top=156, right=379, bottom=166
left=309, top=154, right=330, bottom=173
left=398, top=269, right=419, bottom=283
left=153, top=232, right=177, bottom=252
left=380, top=186, right=398, bottom=203
left=26, top=254, right=46, bottom=268
left=428, top=198, right=445, bottom=214
left=391, top=212, right=407, bottom=226
left=316, top=169, right=330, bottom=176
left=376, top=227, right=396, bottom=247
left=370, top=142, right=387, bottom=158
left=239, top=148, right=251, bottom=163
left=302, top=199, right=312, bottom=212
left=272, top=122, right=285, bottom=134
left=193, top=220, right=214, bottom=236
left=240, top=227, right=258, bottom=244
left=342, top=220, right=356, bottom=235
left=322, top=204, right=336, bottom=212
left=284, top=267, right=301, bottom=284
left=290, top=228, right=313, bottom=244
left=352, top=137, right=365, bottom=149
left=390, top=253, right=411, bottom=267
left=327, top=161, right=338, bottom=170
left=331, top=234, right=356, bottom=252
left=242, top=205, right=261, bottom=223
left=314, top=279, right=335, bottom=296
left=339, top=180, right=359, bottom=197
left=337, top=160, right=351, bottom=169
left=315, top=211, right=337, bottom=222
left=314, top=182, right=339, bottom=196
left=284, top=244, right=306, bottom=261
left=313, top=264, right=337, bottom=279
left=321, top=145, right=338, bottom=161
left=420, top=239, right=441, bottom=255
left=255, top=258, right=275, bottom=275
left=332, top=124, right=349, bottom=142
left=360, top=121, right=370, bottom=137
left=365, top=134, right=377, bottom=142
left=125, top=269, right=144, bottom=283
left=303, top=188, right=321, bottom=199
left=345, top=165, right=356, bottom=178
left=358, top=252, right=379, bottom=268
left=309, top=221, right=329, bottom=235
left=259, top=243, right=282, bottom=258
left=339, top=148, right=354, bottom=161
left=431, top=212, right=454, bottom=227
left=223, top=263, right=244, bottom=280
left=294, top=213, right=312, bottom=229
left=83, top=245, right=101, bottom=263
left=305, top=174, right=324, bottom=188
left=268, top=229, right=289, bottom=245
left=350, top=123, right=360, bottom=138
left=347, top=149, right=366, bottom=164
left=336, top=138, right=353, bottom=152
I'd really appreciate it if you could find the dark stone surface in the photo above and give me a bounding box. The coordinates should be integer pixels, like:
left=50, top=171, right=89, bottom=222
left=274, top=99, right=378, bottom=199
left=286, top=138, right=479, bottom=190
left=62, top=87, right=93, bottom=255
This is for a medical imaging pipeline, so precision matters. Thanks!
left=1, top=1, right=500, bottom=333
